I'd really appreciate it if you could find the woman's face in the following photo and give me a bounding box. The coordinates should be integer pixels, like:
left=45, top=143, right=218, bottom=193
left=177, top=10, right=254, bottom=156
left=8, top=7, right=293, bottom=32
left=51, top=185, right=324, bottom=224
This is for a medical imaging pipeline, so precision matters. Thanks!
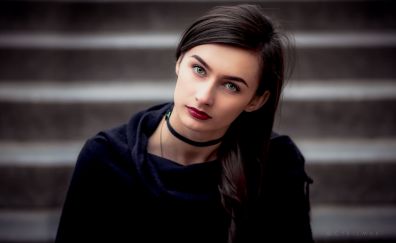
left=172, top=44, right=269, bottom=140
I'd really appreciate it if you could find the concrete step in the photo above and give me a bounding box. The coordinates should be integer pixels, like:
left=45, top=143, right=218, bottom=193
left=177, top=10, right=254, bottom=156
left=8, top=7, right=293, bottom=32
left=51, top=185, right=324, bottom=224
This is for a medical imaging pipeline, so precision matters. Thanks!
left=0, top=141, right=80, bottom=209
left=1, top=32, right=396, bottom=50
left=1, top=138, right=395, bottom=208
left=1, top=81, right=395, bottom=141
left=0, top=209, right=58, bottom=243
left=0, top=32, right=395, bottom=81
left=0, top=206, right=395, bottom=243
left=311, top=205, right=396, bottom=242
left=0, top=1, right=394, bottom=33
left=275, top=80, right=396, bottom=139
left=297, top=138, right=396, bottom=205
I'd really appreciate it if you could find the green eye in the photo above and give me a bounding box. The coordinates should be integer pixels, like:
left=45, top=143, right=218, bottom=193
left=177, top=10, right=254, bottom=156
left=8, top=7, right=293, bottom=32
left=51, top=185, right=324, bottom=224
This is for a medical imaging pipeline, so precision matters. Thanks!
left=193, top=65, right=206, bottom=76
left=225, top=82, right=240, bottom=92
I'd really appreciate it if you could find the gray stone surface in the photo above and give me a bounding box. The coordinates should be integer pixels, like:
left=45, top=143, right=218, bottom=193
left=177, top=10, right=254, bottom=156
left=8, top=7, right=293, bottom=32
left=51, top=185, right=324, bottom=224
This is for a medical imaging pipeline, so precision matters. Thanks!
left=312, top=206, right=396, bottom=242
left=1, top=82, right=395, bottom=140
left=0, top=45, right=395, bottom=81
left=0, top=0, right=395, bottom=242
left=1, top=206, right=395, bottom=243
left=1, top=139, right=395, bottom=208
left=0, top=209, right=59, bottom=243
left=0, top=1, right=394, bottom=32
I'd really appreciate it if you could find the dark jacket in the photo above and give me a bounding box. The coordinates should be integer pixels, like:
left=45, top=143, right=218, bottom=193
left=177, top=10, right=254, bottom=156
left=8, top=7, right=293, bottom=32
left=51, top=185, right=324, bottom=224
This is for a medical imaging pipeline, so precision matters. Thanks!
left=55, top=102, right=314, bottom=243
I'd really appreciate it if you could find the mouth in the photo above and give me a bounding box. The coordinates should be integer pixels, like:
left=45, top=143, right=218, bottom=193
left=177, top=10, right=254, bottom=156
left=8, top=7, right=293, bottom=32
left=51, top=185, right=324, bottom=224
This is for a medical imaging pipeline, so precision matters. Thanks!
left=186, top=106, right=212, bottom=120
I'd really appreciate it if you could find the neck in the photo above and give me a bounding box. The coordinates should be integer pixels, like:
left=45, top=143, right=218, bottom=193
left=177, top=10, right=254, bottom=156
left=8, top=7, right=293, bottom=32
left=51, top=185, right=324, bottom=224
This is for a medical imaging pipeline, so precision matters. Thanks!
left=165, top=110, right=224, bottom=147
left=164, top=117, right=221, bottom=165
left=148, top=108, right=226, bottom=165
left=147, top=118, right=221, bottom=166
left=167, top=144, right=219, bottom=166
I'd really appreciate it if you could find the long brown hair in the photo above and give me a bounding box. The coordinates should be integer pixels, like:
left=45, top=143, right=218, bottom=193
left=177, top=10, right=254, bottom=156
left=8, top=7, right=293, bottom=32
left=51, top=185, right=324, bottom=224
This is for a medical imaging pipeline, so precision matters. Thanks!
left=175, top=4, right=291, bottom=242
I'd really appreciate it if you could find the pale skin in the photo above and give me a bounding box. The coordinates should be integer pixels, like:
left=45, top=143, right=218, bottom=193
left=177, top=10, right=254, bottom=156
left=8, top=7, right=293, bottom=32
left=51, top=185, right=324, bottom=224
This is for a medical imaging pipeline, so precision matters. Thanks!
left=147, top=44, right=270, bottom=165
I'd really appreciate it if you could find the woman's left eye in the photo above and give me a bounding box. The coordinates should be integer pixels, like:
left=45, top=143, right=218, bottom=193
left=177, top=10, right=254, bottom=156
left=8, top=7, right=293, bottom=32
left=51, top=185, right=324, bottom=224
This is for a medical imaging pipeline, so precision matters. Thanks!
left=224, top=82, right=240, bottom=92
left=192, top=65, right=206, bottom=76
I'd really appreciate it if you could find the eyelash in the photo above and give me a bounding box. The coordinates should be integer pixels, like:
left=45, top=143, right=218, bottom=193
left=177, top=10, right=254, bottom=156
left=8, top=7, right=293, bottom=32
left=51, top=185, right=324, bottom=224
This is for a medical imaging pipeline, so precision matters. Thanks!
left=191, top=64, right=240, bottom=93
left=224, top=82, right=240, bottom=93
left=192, top=64, right=206, bottom=76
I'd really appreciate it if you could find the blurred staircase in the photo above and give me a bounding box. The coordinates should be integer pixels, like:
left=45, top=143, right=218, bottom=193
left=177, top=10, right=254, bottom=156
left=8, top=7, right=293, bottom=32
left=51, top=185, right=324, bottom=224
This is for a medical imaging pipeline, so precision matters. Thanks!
left=0, top=0, right=395, bottom=242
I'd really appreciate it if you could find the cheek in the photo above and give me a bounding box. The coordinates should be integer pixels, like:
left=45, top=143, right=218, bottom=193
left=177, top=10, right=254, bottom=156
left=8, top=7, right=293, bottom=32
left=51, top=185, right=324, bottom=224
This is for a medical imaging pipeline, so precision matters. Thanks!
left=216, top=101, right=247, bottom=123
left=174, top=72, right=194, bottom=100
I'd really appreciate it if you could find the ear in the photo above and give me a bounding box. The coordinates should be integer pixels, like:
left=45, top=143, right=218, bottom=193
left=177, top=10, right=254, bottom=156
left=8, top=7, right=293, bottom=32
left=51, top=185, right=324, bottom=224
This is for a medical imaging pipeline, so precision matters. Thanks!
left=244, top=91, right=271, bottom=112
left=175, top=55, right=183, bottom=76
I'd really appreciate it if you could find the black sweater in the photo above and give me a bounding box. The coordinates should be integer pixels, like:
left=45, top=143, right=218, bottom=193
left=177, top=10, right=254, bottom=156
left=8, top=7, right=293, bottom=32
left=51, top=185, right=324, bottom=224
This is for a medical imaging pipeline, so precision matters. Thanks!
left=55, top=102, right=314, bottom=243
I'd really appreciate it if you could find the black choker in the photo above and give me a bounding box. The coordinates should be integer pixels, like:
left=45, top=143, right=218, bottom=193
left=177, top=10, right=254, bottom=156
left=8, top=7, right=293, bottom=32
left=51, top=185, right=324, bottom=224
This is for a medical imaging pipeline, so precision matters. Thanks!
left=165, top=110, right=223, bottom=147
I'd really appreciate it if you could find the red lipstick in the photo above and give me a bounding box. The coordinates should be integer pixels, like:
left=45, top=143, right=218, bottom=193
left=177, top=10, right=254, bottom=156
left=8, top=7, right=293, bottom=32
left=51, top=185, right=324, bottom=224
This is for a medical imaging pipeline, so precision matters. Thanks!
left=186, top=106, right=211, bottom=120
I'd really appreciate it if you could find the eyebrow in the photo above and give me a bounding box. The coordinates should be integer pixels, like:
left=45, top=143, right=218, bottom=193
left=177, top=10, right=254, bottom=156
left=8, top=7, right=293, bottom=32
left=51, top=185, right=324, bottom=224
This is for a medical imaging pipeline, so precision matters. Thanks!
left=191, top=54, right=249, bottom=87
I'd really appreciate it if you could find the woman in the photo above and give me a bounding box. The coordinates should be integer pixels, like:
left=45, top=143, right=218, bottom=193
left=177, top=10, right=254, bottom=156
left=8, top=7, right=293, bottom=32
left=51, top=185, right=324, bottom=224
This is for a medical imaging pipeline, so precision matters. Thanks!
left=56, top=4, right=314, bottom=243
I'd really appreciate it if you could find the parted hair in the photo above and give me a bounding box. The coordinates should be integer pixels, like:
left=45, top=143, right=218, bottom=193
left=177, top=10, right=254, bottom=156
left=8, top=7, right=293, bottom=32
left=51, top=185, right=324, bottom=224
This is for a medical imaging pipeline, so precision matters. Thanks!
left=176, top=4, right=291, bottom=242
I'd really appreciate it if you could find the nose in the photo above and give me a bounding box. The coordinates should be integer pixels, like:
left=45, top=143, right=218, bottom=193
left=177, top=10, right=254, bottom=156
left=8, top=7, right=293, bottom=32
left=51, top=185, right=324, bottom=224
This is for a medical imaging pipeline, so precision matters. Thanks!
left=195, top=81, right=215, bottom=106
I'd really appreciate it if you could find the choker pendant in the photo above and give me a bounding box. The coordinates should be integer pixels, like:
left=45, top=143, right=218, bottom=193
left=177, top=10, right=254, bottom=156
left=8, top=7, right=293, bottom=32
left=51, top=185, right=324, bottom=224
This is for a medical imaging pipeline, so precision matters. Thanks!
left=164, top=110, right=224, bottom=147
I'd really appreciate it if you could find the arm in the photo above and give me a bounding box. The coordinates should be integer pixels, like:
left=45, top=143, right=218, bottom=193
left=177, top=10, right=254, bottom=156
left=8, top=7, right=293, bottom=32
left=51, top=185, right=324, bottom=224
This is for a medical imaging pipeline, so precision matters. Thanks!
left=55, top=137, right=107, bottom=242
left=257, top=135, right=315, bottom=242
left=55, top=135, right=136, bottom=242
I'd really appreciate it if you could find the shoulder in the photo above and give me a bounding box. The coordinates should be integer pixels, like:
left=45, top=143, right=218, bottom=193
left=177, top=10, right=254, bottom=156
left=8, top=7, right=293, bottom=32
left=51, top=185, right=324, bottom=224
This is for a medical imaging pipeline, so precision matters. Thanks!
left=269, top=133, right=304, bottom=165
left=79, top=102, right=172, bottom=161
left=75, top=102, right=172, bottom=172
left=267, top=132, right=311, bottom=182
left=74, top=125, right=129, bottom=176
left=81, top=122, right=127, bottom=156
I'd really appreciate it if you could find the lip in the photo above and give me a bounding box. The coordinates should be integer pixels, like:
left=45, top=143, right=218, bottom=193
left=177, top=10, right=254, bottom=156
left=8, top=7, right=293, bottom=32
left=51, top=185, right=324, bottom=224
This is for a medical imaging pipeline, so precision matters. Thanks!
left=186, top=106, right=212, bottom=120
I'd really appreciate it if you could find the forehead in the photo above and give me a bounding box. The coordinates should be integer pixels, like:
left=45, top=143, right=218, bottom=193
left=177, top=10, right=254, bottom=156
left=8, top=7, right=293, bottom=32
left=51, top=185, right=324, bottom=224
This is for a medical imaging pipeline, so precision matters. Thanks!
left=184, top=44, right=261, bottom=82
